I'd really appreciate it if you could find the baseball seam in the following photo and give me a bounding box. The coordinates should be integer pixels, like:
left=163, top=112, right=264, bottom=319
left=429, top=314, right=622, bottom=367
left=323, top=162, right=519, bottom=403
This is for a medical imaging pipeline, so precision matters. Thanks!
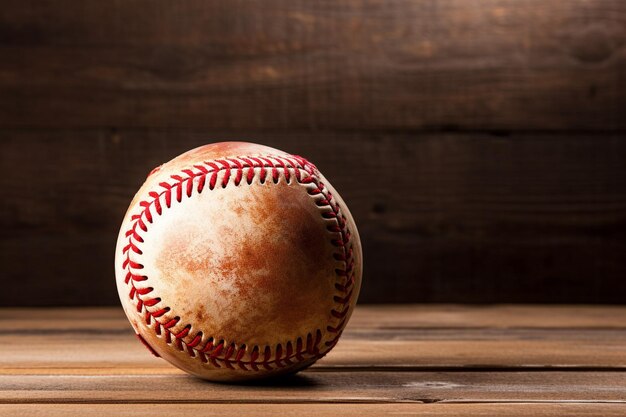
left=121, top=154, right=355, bottom=371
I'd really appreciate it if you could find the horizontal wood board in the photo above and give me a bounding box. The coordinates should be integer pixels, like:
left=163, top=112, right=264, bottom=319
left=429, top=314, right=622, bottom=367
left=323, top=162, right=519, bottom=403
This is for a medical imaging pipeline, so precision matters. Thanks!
left=2, top=404, right=626, bottom=417
left=1, top=0, right=625, bottom=305
left=2, top=371, right=626, bottom=403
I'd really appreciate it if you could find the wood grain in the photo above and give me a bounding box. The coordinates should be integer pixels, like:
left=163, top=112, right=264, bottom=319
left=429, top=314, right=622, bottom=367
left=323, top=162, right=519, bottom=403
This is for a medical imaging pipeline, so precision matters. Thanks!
left=0, top=0, right=624, bottom=130
left=1, top=0, right=625, bottom=306
left=0, top=306, right=625, bottom=415
left=5, top=304, right=626, bottom=329
left=2, top=404, right=626, bottom=417
left=2, top=371, right=626, bottom=403
left=2, top=130, right=625, bottom=305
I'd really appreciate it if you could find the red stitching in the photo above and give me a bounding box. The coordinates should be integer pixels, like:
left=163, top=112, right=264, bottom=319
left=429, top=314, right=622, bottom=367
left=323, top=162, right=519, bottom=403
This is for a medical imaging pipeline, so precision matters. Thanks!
left=122, top=155, right=355, bottom=371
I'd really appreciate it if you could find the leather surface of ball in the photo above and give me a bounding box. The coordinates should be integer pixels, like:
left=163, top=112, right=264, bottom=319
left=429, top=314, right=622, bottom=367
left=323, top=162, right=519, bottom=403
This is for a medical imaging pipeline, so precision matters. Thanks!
left=115, top=142, right=362, bottom=381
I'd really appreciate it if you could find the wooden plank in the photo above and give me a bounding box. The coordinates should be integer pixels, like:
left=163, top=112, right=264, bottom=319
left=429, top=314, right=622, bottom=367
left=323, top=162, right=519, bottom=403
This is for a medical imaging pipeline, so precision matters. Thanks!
left=3, top=333, right=625, bottom=371
left=348, top=305, right=626, bottom=329
left=1, top=371, right=626, bottom=403
left=2, top=404, right=626, bottom=417
left=1, top=307, right=625, bottom=371
left=4, top=305, right=626, bottom=330
left=2, top=130, right=626, bottom=305
left=0, top=0, right=624, bottom=129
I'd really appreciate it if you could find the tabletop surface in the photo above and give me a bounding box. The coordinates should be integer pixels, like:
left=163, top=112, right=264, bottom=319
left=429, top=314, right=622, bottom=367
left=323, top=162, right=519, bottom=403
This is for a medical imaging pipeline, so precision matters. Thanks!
left=1, top=305, right=625, bottom=416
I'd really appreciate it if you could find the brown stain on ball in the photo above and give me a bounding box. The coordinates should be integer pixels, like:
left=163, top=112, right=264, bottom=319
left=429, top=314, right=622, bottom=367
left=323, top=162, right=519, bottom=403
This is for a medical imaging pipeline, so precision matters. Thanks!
left=150, top=168, right=334, bottom=345
left=213, top=181, right=331, bottom=339
left=195, top=309, right=206, bottom=323
left=155, top=222, right=216, bottom=284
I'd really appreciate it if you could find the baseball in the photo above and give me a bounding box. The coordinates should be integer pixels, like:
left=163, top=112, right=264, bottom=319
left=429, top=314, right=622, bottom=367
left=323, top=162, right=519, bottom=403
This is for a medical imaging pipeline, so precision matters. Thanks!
left=115, top=142, right=362, bottom=381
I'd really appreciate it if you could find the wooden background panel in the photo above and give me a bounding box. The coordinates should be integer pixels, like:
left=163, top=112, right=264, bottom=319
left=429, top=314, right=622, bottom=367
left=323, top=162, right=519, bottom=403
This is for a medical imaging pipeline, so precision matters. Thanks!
left=1, top=0, right=625, bottom=305
left=2, top=130, right=625, bottom=305
left=0, top=0, right=624, bottom=130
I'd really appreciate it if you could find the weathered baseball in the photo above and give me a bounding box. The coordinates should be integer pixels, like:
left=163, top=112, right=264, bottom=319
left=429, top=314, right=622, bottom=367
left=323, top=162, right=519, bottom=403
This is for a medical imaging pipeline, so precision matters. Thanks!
left=115, top=142, right=362, bottom=381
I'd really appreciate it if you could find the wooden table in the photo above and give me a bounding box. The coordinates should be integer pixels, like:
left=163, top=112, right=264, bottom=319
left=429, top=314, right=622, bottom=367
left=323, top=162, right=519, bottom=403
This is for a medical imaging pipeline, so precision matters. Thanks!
left=1, top=305, right=625, bottom=415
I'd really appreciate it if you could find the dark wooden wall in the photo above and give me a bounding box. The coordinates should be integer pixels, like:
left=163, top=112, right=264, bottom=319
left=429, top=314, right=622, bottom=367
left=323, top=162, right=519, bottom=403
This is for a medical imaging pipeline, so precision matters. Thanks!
left=1, top=0, right=625, bottom=306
